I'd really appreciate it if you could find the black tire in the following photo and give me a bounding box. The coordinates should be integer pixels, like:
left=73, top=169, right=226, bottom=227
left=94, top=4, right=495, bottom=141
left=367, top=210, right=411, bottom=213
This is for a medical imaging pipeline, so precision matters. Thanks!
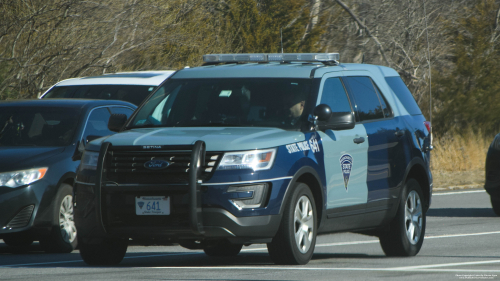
left=203, top=239, right=243, bottom=257
left=379, top=178, right=426, bottom=256
left=3, top=235, right=33, bottom=247
left=39, top=183, right=78, bottom=253
left=267, top=182, right=317, bottom=265
left=491, top=197, right=500, bottom=216
left=79, top=237, right=128, bottom=266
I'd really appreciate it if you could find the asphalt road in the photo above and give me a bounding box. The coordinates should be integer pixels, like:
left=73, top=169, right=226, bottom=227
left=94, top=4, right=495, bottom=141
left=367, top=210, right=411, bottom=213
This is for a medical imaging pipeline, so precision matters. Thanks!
left=1, top=189, right=499, bottom=281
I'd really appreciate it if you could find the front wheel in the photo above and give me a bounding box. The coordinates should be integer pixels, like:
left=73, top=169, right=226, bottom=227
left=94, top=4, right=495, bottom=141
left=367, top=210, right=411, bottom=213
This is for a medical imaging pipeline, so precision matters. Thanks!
left=79, top=237, right=128, bottom=266
left=379, top=178, right=426, bottom=256
left=267, top=182, right=317, bottom=265
left=39, top=183, right=78, bottom=253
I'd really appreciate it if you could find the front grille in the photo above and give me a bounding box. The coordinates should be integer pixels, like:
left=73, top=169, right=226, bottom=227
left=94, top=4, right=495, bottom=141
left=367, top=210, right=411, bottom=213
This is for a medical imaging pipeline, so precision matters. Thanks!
left=104, top=148, right=221, bottom=184
left=6, top=205, right=34, bottom=228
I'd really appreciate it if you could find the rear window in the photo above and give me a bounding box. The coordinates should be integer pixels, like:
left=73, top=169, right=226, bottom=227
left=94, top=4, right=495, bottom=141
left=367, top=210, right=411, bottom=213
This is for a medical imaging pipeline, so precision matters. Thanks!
left=43, top=85, right=156, bottom=106
left=385, top=76, right=422, bottom=115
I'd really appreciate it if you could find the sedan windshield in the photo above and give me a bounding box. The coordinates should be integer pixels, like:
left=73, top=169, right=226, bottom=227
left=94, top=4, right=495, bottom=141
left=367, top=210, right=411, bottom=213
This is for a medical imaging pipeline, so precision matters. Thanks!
left=0, top=107, right=81, bottom=147
left=129, top=78, right=312, bottom=130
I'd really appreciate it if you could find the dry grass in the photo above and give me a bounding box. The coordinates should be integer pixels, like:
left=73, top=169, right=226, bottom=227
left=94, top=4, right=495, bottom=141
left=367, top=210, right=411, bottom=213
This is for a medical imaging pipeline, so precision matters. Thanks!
left=431, top=129, right=492, bottom=189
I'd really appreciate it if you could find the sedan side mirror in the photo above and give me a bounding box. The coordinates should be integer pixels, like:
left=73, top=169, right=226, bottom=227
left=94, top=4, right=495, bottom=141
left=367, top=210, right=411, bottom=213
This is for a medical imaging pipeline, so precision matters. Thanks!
left=108, top=113, right=128, bottom=132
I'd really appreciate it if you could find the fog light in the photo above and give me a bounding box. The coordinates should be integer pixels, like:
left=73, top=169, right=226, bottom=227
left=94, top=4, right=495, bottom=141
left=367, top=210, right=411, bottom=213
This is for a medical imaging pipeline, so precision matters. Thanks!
left=227, top=184, right=269, bottom=210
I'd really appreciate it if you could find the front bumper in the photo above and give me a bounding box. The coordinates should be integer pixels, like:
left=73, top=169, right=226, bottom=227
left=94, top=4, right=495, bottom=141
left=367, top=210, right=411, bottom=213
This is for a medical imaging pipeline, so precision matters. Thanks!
left=74, top=141, right=287, bottom=244
left=0, top=180, right=52, bottom=236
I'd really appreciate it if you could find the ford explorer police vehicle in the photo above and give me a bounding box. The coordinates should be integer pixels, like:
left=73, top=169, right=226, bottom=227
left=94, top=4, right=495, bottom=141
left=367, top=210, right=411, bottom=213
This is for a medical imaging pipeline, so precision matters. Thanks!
left=74, top=53, right=432, bottom=265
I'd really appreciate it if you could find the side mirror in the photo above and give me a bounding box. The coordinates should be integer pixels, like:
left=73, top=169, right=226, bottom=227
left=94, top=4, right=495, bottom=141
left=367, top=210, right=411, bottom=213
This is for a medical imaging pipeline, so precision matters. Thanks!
left=313, top=104, right=333, bottom=121
left=319, top=111, right=355, bottom=131
left=108, top=113, right=128, bottom=132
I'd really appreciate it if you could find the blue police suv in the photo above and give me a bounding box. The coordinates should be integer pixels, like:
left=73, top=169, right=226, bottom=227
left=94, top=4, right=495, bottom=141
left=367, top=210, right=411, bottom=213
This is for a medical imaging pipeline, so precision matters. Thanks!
left=0, top=99, right=136, bottom=252
left=74, top=53, right=432, bottom=265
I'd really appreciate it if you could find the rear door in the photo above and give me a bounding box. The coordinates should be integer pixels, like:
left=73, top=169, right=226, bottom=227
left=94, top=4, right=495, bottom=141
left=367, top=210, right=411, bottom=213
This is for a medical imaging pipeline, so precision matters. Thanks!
left=342, top=74, right=407, bottom=206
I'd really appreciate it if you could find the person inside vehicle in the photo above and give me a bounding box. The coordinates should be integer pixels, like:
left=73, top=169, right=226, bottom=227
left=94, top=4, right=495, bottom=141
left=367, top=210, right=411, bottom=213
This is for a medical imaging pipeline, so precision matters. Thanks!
left=284, top=88, right=306, bottom=126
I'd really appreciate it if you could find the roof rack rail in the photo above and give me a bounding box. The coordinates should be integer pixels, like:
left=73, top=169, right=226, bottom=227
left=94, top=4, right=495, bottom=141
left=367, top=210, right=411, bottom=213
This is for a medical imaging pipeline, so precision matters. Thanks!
left=202, top=53, right=340, bottom=66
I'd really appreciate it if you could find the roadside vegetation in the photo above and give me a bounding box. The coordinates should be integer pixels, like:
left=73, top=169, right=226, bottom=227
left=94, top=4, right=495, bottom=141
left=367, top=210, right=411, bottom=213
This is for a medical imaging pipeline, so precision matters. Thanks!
left=0, top=0, right=498, bottom=187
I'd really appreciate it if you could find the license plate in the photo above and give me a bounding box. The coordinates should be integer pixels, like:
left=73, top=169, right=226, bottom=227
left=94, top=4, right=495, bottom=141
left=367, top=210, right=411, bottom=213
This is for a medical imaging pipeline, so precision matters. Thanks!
left=135, top=196, right=170, bottom=215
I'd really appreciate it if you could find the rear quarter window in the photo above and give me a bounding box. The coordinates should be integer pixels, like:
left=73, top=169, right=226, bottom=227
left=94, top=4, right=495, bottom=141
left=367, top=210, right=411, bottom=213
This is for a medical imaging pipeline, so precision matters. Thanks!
left=385, top=76, right=422, bottom=115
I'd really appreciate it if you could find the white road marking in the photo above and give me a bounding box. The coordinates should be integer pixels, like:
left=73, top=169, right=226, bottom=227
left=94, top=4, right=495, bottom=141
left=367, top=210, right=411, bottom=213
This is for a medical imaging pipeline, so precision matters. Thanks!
left=147, top=266, right=500, bottom=273
left=433, top=190, right=486, bottom=196
left=392, top=259, right=500, bottom=270
left=2, top=230, right=500, bottom=268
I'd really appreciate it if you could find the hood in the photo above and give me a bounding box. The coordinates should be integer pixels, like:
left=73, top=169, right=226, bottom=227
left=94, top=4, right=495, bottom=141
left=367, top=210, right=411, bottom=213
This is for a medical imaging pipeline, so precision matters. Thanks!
left=87, top=127, right=306, bottom=152
left=0, top=146, right=66, bottom=171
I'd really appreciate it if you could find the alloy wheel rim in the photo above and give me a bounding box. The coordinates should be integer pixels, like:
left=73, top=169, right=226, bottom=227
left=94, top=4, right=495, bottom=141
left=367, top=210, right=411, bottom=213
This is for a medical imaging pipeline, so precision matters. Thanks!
left=404, top=190, right=423, bottom=245
left=294, top=195, right=314, bottom=253
left=59, top=195, right=77, bottom=243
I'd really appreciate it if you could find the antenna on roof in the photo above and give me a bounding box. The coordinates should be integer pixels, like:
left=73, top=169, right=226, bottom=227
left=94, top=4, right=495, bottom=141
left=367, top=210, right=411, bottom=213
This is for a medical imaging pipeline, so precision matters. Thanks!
left=280, top=28, right=284, bottom=54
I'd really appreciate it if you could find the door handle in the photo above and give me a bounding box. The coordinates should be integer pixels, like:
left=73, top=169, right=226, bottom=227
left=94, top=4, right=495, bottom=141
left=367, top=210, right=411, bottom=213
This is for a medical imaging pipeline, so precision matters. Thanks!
left=395, top=130, right=405, bottom=137
left=353, top=137, right=365, bottom=144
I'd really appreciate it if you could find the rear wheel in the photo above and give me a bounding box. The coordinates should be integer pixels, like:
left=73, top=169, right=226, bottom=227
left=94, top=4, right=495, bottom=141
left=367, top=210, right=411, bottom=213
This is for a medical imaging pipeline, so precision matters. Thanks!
left=79, top=237, right=128, bottom=266
left=267, top=182, right=317, bottom=265
left=39, top=184, right=77, bottom=253
left=490, top=197, right=500, bottom=216
left=203, top=239, right=242, bottom=257
left=379, top=178, right=426, bottom=256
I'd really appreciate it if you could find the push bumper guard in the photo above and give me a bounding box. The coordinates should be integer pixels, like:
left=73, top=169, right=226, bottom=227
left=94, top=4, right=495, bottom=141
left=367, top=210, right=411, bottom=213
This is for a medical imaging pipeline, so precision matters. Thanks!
left=95, top=141, right=208, bottom=238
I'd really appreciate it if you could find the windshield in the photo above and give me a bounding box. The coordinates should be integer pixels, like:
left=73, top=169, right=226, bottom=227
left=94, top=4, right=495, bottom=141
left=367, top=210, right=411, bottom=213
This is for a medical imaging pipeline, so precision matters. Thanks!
left=0, top=107, right=81, bottom=147
left=43, top=85, right=156, bottom=105
left=128, top=78, right=312, bottom=130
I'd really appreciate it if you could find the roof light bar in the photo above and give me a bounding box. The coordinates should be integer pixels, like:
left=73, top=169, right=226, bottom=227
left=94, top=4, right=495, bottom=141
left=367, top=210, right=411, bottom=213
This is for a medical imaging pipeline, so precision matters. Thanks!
left=203, top=53, right=340, bottom=64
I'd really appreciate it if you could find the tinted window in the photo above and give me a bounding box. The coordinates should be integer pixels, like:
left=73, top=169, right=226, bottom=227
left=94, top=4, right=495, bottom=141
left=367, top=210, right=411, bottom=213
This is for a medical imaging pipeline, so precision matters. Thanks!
left=385, top=76, right=422, bottom=115
left=44, top=85, right=156, bottom=106
left=129, top=78, right=313, bottom=130
left=82, top=108, right=113, bottom=142
left=343, top=76, right=384, bottom=121
left=373, top=84, right=392, bottom=118
left=0, top=106, right=80, bottom=147
left=320, top=78, right=352, bottom=114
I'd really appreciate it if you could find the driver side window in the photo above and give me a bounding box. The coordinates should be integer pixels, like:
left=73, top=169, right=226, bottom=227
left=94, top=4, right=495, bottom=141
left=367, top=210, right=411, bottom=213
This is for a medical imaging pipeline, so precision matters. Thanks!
left=320, top=78, right=353, bottom=117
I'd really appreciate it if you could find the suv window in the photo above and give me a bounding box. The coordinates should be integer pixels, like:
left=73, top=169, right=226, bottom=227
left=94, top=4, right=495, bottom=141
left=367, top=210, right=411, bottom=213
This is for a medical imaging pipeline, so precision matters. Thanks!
left=385, top=76, right=422, bottom=115
left=320, top=78, right=352, bottom=115
left=343, top=76, right=385, bottom=122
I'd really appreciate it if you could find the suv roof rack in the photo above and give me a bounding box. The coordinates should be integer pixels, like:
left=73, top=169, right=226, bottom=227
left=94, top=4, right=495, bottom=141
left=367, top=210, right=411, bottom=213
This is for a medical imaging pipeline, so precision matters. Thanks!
left=202, top=53, right=340, bottom=66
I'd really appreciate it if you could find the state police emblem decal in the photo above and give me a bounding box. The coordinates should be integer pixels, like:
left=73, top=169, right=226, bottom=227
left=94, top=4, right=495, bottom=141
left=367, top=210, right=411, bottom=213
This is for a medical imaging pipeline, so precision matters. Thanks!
left=339, top=154, right=353, bottom=191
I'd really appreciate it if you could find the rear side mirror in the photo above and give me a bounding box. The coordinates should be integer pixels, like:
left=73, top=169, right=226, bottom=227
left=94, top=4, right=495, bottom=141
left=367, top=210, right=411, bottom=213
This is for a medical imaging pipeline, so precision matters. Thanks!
left=108, top=113, right=128, bottom=132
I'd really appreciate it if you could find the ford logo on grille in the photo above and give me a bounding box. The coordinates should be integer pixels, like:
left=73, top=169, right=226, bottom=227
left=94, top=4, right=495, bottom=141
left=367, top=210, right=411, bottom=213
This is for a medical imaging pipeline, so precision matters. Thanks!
left=144, top=160, right=171, bottom=170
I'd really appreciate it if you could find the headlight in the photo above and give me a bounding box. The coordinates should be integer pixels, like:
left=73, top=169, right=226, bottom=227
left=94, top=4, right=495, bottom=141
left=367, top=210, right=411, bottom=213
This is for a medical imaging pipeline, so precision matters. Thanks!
left=493, top=134, right=500, bottom=150
left=217, top=148, right=276, bottom=171
left=0, top=167, right=48, bottom=188
left=79, top=151, right=99, bottom=171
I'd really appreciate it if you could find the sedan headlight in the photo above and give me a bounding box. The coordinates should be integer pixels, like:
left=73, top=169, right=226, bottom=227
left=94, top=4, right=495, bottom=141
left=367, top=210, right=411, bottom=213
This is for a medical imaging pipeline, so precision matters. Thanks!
left=217, top=148, right=276, bottom=171
left=79, top=151, right=99, bottom=172
left=0, top=167, right=48, bottom=188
